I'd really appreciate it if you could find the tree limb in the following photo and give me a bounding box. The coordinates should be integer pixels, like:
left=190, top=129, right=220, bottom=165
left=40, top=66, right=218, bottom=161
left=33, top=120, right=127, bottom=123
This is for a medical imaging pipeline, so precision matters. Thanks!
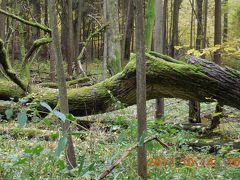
left=98, top=135, right=169, bottom=179
left=0, top=39, right=28, bottom=93
left=22, top=38, right=52, bottom=69
left=0, top=9, right=51, bottom=33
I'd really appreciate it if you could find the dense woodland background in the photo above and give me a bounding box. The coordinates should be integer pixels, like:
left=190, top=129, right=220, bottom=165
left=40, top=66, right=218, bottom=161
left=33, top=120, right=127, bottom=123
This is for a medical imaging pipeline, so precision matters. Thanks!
left=0, top=0, right=240, bottom=179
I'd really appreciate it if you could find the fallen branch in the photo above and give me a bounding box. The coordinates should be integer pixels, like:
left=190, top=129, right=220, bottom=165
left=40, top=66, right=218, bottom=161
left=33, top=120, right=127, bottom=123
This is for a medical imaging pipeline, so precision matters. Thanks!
left=1, top=53, right=240, bottom=116
left=0, top=39, right=28, bottom=92
left=98, top=136, right=169, bottom=179
left=76, top=24, right=108, bottom=76
left=0, top=9, right=51, bottom=33
left=0, top=127, right=58, bottom=141
left=22, top=38, right=52, bottom=69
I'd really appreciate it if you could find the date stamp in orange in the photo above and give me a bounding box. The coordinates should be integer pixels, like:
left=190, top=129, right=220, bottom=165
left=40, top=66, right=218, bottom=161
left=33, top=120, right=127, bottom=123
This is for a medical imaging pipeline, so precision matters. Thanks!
left=147, top=157, right=240, bottom=168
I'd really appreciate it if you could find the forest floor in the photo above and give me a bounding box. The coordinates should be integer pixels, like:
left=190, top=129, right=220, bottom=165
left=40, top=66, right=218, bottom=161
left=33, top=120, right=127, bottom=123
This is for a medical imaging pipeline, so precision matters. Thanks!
left=1, top=98, right=240, bottom=179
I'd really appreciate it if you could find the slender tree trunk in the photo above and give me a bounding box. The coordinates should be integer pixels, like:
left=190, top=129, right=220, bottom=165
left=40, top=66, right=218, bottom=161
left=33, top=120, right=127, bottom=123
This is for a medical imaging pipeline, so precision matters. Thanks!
left=66, top=0, right=74, bottom=76
left=211, top=0, right=223, bottom=129
left=103, top=0, right=108, bottom=80
left=154, top=0, right=165, bottom=119
left=189, top=0, right=203, bottom=123
left=121, top=0, right=134, bottom=62
left=169, top=0, right=182, bottom=57
left=75, top=0, right=84, bottom=75
left=214, top=0, right=222, bottom=65
left=163, top=0, right=168, bottom=53
left=44, top=0, right=55, bottom=82
left=223, top=0, right=228, bottom=43
left=49, top=44, right=56, bottom=82
left=190, top=0, right=194, bottom=48
left=18, top=25, right=26, bottom=62
left=202, top=0, right=208, bottom=49
left=48, top=0, right=77, bottom=169
left=31, top=0, right=41, bottom=40
left=0, top=0, right=7, bottom=40
left=135, top=0, right=147, bottom=178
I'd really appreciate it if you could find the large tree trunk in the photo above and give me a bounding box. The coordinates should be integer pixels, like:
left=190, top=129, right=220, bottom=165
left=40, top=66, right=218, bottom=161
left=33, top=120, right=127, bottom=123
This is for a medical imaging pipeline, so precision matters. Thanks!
left=105, top=0, right=122, bottom=75
left=1, top=52, right=240, bottom=117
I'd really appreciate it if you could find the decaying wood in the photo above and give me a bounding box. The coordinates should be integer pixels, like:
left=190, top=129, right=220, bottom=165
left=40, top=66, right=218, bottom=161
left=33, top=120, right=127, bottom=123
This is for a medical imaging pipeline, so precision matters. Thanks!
left=1, top=51, right=240, bottom=116
left=98, top=135, right=169, bottom=179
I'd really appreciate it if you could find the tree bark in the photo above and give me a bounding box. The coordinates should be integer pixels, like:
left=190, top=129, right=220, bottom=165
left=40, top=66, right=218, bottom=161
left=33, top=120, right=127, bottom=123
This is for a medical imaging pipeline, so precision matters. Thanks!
left=48, top=0, right=77, bottom=169
left=211, top=0, right=223, bottom=129
left=189, top=0, right=203, bottom=123
left=135, top=0, right=147, bottom=178
left=214, top=0, right=222, bottom=65
left=169, top=0, right=182, bottom=57
left=75, top=0, right=84, bottom=75
left=121, top=0, right=134, bottom=61
left=223, top=0, right=228, bottom=43
left=154, top=0, right=165, bottom=119
left=31, top=0, right=41, bottom=40
left=0, top=0, right=7, bottom=40
left=66, top=0, right=74, bottom=76
left=105, top=0, right=122, bottom=75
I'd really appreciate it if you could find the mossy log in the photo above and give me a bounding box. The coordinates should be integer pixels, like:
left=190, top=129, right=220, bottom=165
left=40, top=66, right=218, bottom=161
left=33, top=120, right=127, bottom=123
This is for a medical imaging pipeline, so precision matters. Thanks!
left=22, top=38, right=52, bottom=68
left=38, top=77, right=91, bottom=88
left=0, top=52, right=240, bottom=116
left=0, top=127, right=58, bottom=140
left=0, top=9, right=51, bottom=33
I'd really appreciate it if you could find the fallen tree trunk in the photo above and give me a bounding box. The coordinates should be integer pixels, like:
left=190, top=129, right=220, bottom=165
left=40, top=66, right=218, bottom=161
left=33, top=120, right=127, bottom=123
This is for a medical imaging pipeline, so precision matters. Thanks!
left=0, top=52, right=240, bottom=116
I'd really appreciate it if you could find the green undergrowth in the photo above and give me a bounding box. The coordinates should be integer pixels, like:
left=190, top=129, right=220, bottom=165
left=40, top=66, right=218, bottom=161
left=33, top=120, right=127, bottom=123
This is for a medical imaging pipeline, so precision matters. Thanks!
left=1, top=99, right=240, bottom=179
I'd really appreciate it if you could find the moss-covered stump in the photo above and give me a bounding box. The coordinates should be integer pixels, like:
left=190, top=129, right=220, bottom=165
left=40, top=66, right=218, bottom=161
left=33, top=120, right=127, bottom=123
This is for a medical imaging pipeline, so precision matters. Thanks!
left=1, top=52, right=240, bottom=116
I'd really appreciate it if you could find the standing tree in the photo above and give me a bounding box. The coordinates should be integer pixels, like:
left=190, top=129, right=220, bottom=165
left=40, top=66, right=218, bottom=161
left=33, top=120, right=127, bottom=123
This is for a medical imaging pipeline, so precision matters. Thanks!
left=211, top=0, right=223, bottom=129
left=103, top=0, right=108, bottom=80
left=169, top=0, right=182, bottom=57
left=104, top=0, right=122, bottom=75
left=121, top=0, right=134, bottom=61
left=75, top=0, right=84, bottom=75
left=223, top=0, right=228, bottom=42
left=189, top=0, right=203, bottom=123
left=30, top=0, right=41, bottom=40
left=214, top=0, right=222, bottom=65
left=135, top=0, right=147, bottom=178
left=202, top=0, right=208, bottom=49
left=48, top=0, right=77, bottom=169
left=67, top=0, right=74, bottom=76
left=0, top=0, right=7, bottom=40
left=154, top=0, right=165, bottom=119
